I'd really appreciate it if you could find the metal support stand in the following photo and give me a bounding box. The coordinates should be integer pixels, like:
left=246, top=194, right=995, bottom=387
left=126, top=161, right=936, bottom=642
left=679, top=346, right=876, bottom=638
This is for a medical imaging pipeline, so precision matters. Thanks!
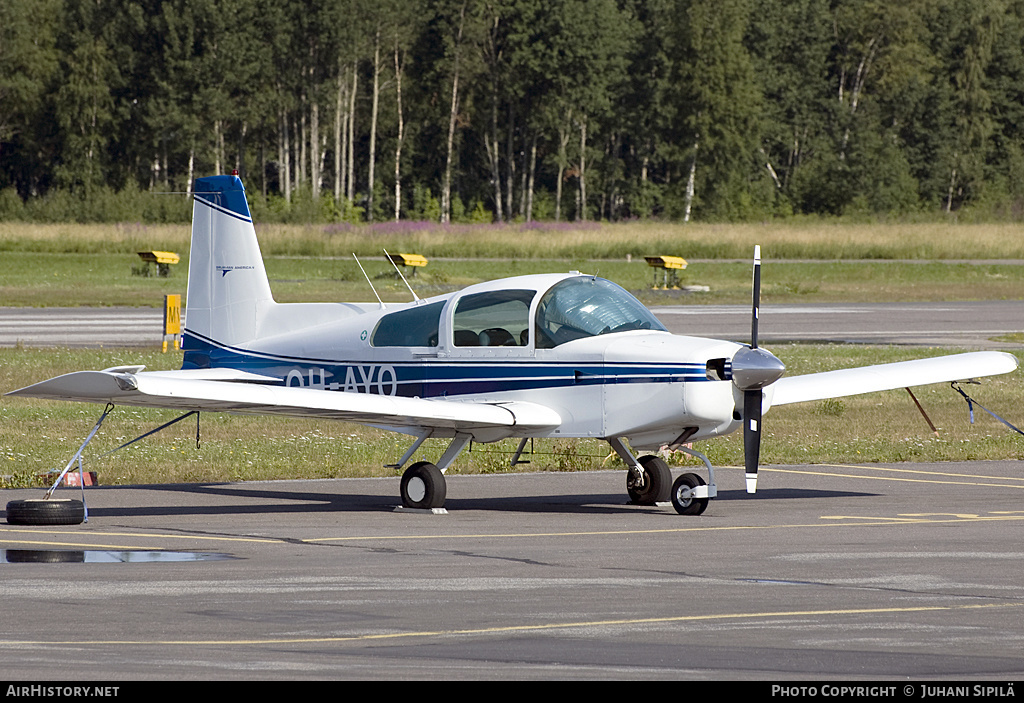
left=45, top=404, right=112, bottom=498
left=43, top=403, right=114, bottom=522
left=39, top=407, right=203, bottom=524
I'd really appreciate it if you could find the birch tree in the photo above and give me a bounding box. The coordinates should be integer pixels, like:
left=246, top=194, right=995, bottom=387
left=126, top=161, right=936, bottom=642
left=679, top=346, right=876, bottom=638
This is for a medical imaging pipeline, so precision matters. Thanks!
left=672, top=0, right=763, bottom=220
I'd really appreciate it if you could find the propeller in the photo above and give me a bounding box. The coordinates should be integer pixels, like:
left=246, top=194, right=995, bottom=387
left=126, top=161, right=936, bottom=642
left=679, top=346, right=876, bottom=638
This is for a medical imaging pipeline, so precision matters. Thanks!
left=730, top=246, right=785, bottom=493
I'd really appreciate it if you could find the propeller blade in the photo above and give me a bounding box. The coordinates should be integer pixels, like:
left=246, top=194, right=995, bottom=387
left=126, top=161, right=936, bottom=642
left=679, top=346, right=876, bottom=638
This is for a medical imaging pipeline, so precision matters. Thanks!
left=744, top=245, right=764, bottom=493
left=743, top=389, right=762, bottom=493
left=750, top=244, right=761, bottom=349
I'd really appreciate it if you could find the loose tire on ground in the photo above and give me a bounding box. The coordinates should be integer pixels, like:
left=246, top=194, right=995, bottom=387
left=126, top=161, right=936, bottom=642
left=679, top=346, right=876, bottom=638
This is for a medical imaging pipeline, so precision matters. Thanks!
left=400, top=462, right=447, bottom=510
left=627, top=455, right=672, bottom=505
left=670, top=473, right=709, bottom=516
left=6, top=499, right=85, bottom=525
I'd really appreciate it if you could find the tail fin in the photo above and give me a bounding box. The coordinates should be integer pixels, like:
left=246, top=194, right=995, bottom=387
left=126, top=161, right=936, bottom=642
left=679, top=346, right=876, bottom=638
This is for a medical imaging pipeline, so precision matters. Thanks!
left=183, top=175, right=275, bottom=360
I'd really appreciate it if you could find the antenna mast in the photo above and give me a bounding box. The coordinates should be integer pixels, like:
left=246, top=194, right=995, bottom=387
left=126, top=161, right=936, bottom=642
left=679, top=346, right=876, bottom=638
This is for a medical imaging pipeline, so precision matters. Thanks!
left=353, top=254, right=386, bottom=309
left=384, top=249, right=421, bottom=302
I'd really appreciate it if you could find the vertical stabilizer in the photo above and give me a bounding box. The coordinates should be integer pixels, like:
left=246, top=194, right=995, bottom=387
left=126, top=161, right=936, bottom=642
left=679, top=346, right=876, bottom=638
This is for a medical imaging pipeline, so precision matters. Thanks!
left=183, top=175, right=275, bottom=354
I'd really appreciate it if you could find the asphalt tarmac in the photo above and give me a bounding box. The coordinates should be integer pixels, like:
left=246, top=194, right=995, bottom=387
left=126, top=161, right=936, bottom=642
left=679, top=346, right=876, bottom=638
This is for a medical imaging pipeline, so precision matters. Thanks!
left=655, top=300, right=1023, bottom=349
left=2, top=300, right=1021, bottom=349
left=2, top=462, right=1024, bottom=680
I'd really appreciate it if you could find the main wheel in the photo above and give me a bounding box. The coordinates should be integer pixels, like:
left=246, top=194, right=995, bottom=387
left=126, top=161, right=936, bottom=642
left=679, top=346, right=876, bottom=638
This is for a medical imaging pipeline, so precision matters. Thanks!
left=670, top=473, right=709, bottom=516
left=6, top=498, right=85, bottom=525
left=626, top=455, right=672, bottom=505
left=400, top=462, right=447, bottom=510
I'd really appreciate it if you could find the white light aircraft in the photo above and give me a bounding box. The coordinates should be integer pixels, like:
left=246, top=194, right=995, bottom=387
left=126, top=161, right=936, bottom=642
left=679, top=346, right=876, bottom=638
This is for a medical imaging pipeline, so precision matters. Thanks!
left=7, top=175, right=1019, bottom=518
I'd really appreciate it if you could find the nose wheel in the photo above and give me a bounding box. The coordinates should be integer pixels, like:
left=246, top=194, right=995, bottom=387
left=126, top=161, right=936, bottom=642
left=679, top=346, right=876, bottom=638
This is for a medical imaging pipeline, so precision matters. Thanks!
left=670, top=473, right=709, bottom=515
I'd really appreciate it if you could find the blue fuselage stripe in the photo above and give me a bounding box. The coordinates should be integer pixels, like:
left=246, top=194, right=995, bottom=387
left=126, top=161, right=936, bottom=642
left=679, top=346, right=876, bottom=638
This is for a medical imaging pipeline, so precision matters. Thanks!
left=182, top=333, right=708, bottom=398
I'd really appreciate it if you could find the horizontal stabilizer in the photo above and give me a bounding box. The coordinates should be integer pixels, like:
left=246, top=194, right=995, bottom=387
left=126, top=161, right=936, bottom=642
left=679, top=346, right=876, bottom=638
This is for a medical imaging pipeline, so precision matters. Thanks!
left=770, top=351, right=1018, bottom=406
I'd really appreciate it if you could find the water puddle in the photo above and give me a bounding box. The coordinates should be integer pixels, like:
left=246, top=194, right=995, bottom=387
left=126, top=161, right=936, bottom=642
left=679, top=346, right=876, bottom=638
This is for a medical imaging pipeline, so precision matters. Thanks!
left=0, top=549, right=237, bottom=563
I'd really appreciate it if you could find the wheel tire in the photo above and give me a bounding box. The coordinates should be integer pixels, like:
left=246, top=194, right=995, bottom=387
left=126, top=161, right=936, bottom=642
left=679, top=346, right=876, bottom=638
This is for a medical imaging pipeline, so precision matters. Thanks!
left=671, top=473, right=709, bottom=516
left=400, top=462, right=447, bottom=510
left=627, top=455, right=672, bottom=505
left=6, top=498, right=85, bottom=525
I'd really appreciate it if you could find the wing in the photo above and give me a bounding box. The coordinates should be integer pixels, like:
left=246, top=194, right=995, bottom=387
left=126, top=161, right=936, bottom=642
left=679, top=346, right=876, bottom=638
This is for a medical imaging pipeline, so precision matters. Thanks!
left=5, top=368, right=562, bottom=438
left=769, top=351, right=1018, bottom=406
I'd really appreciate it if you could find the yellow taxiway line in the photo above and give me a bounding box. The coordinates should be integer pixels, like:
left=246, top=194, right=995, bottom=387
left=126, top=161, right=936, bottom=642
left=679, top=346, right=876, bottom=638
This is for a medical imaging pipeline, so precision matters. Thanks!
left=762, top=463, right=1024, bottom=489
left=2, top=601, right=1022, bottom=647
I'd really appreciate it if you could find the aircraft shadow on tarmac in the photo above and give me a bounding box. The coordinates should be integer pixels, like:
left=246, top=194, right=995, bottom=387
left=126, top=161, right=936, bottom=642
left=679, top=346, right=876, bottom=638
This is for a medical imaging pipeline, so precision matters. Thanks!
left=22, top=482, right=878, bottom=519
left=444, top=487, right=877, bottom=514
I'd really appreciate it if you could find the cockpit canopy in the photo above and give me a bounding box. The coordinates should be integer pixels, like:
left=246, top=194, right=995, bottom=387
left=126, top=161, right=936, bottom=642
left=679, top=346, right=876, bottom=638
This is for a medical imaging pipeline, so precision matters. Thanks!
left=534, top=277, right=666, bottom=348
left=370, top=275, right=665, bottom=349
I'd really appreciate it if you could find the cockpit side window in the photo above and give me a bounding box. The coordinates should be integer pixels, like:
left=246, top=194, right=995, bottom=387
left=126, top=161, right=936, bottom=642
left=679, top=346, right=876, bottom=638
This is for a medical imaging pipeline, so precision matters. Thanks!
left=371, top=301, right=445, bottom=347
left=453, top=290, right=535, bottom=347
left=535, top=277, right=667, bottom=349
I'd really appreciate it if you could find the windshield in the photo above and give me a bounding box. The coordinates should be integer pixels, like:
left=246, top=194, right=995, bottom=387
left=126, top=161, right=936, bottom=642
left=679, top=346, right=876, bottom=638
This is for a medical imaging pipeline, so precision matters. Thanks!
left=535, top=277, right=666, bottom=348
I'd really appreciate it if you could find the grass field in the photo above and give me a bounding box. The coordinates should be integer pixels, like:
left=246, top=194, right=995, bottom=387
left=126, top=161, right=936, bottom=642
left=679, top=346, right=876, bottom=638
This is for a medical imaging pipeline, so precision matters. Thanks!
left=4, top=219, right=1024, bottom=260
left=3, top=250, right=1024, bottom=308
left=3, top=220, right=1024, bottom=307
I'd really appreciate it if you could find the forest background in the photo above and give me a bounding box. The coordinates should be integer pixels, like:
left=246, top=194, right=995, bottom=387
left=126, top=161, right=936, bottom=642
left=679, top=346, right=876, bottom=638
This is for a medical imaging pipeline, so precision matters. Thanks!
left=2, top=0, right=1024, bottom=226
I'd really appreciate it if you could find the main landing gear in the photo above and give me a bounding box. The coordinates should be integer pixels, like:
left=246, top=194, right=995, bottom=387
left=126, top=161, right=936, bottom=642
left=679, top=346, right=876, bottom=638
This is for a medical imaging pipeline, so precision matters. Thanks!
left=608, top=437, right=717, bottom=515
left=400, top=461, right=446, bottom=510
left=390, top=433, right=718, bottom=515
left=627, top=455, right=672, bottom=505
left=390, top=432, right=471, bottom=512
